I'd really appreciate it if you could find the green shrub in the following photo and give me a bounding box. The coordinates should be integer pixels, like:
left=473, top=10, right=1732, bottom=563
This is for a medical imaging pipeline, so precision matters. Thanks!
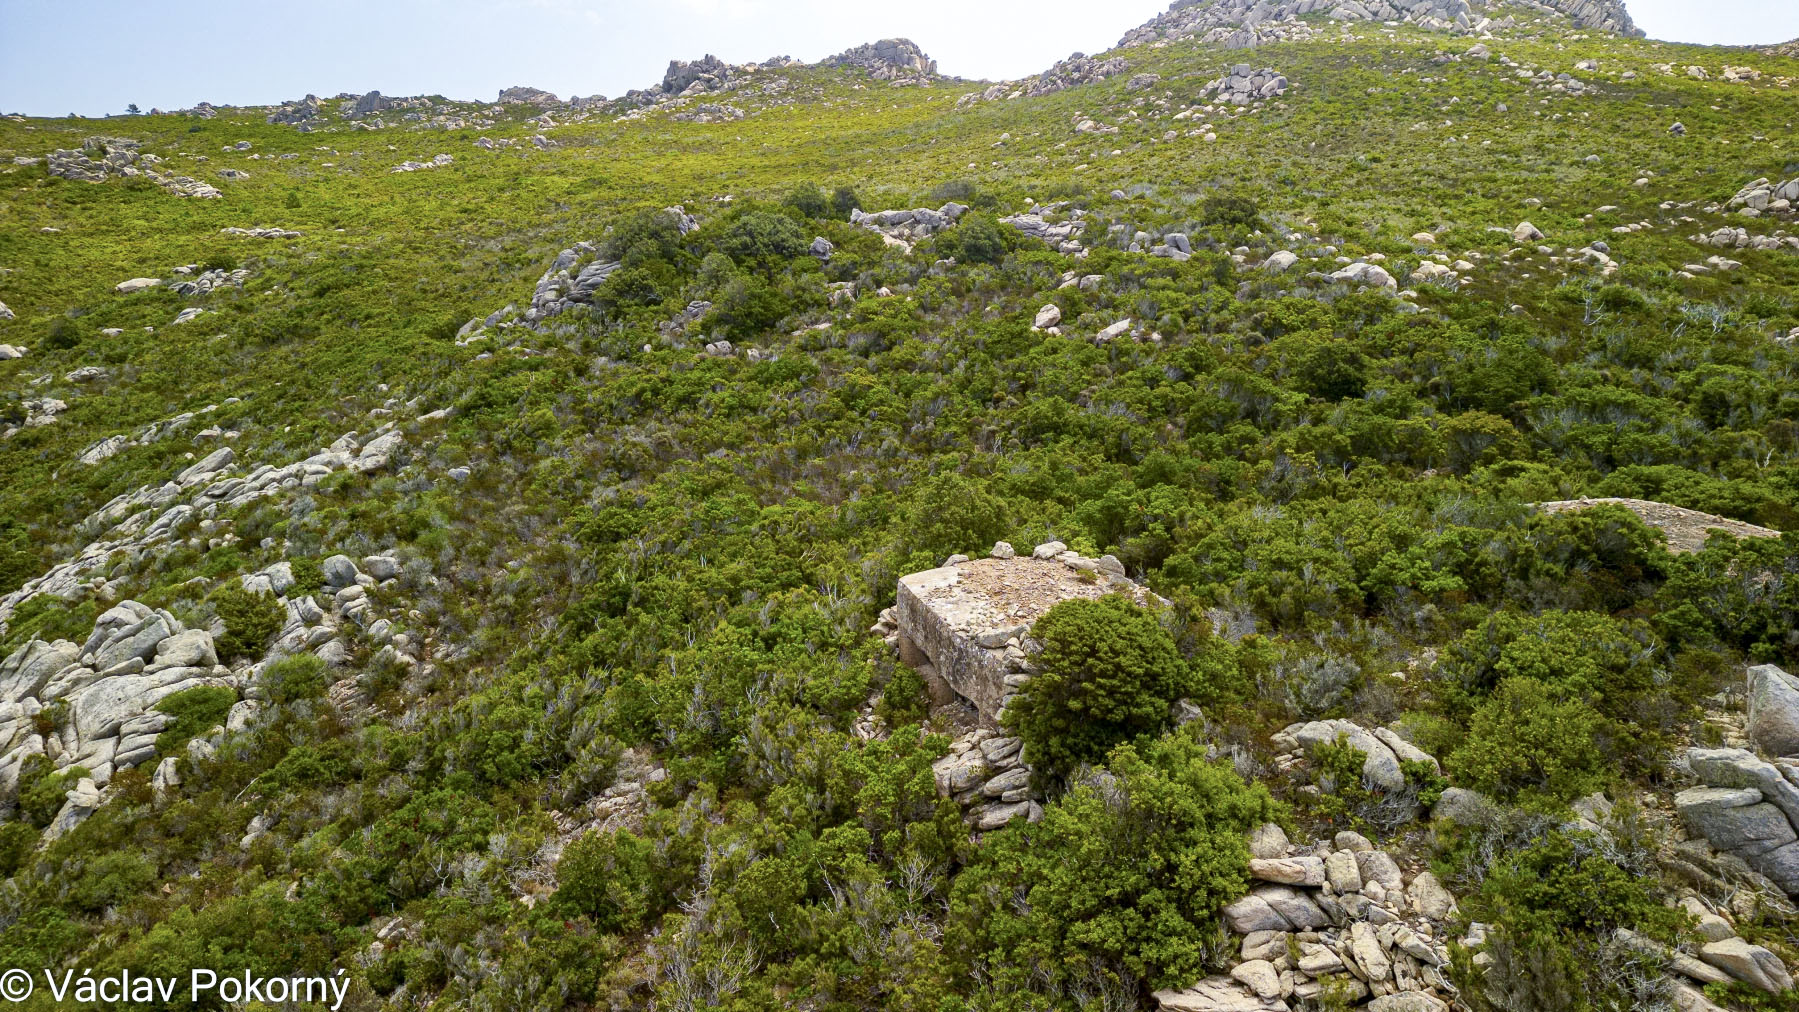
left=1202, top=193, right=1259, bottom=228
left=212, top=585, right=284, bottom=660
left=950, top=732, right=1280, bottom=992
left=154, top=685, right=237, bottom=755
left=779, top=184, right=827, bottom=219
left=554, top=828, right=657, bottom=934
left=15, top=757, right=88, bottom=829
left=715, top=208, right=810, bottom=267
left=262, top=653, right=329, bottom=705
left=934, top=211, right=1018, bottom=264
left=0, top=822, right=39, bottom=876
left=1448, top=678, right=1607, bottom=805
left=830, top=185, right=861, bottom=218
left=68, top=851, right=157, bottom=913
left=1004, top=595, right=1193, bottom=782
left=1459, top=831, right=1685, bottom=1012
left=1441, top=610, right=1660, bottom=719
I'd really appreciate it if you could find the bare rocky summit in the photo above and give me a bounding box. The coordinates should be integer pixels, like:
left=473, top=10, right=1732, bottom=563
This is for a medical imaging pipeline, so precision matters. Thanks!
left=1534, top=497, right=1781, bottom=554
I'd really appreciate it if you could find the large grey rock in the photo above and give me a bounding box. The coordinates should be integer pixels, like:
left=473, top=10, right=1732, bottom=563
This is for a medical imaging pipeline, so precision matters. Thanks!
left=1248, top=822, right=1290, bottom=859
left=1356, top=850, right=1404, bottom=892
left=1248, top=856, right=1325, bottom=887
left=1368, top=994, right=1448, bottom=1012
left=1153, top=977, right=1290, bottom=1011
left=1290, top=719, right=1405, bottom=791
left=93, top=614, right=176, bottom=671
left=1677, top=787, right=1796, bottom=858
left=0, top=640, right=80, bottom=700
left=1256, top=884, right=1331, bottom=930
left=321, top=554, right=360, bottom=588
left=1432, top=786, right=1499, bottom=826
left=1223, top=893, right=1289, bottom=933
left=1687, top=748, right=1799, bottom=828
left=1325, top=850, right=1363, bottom=892
left=1699, top=938, right=1793, bottom=993
left=1748, top=664, right=1799, bottom=757
left=1230, top=960, right=1281, bottom=999
left=152, top=629, right=216, bottom=670
left=1408, top=870, right=1456, bottom=920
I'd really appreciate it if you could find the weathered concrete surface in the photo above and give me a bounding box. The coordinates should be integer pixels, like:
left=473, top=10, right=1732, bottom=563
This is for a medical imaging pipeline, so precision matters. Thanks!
left=895, top=546, right=1162, bottom=721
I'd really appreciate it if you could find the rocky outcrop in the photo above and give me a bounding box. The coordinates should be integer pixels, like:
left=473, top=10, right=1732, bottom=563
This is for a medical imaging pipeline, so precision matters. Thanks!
left=826, top=39, right=936, bottom=81
left=1726, top=177, right=1799, bottom=218
left=1, top=426, right=407, bottom=633
left=892, top=541, right=1164, bottom=723
left=349, top=91, right=392, bottom=119
left=1275, top=720, right=1438, bottom=793
left=0, top=604, right=235, bottom=815
left=45, top=137, right=221, bottom=199
left=1202, top=65, right=1290, bottom=106
left=661, top=55, right=736, bottom=96
left=1748, top=665, right=1799, bottom=758
left=497, top=85, right=559, bottom=106
left=1690, top=226, right=1799, bottom=252
left=1156, top=827, right=1459, bottom=1010
left=1534, top=498, right=1780, bottom=554
left=1679, top=747, right=1799, bottom=895
left=959, top=53, right=1132, bottom=106
left=849, top=202, right=969, bottom=250
left=266, top=94, right=324, bottom=129
left=1001, top=206, right=1089, bottom=255
left=1119, top=0, right=1640, bottom=49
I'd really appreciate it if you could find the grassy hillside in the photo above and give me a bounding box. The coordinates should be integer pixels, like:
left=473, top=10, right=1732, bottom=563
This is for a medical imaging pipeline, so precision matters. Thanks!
left=1, top=6, right=1798, bottom=1011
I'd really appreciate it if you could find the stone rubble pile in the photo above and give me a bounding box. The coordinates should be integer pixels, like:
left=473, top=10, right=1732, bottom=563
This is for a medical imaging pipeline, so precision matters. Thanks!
left=1155, top=825, right=1460, bottom=1011
left=1202, top=65, right=1291, bottom=105
left=930, top=729, right=1043, bottom=830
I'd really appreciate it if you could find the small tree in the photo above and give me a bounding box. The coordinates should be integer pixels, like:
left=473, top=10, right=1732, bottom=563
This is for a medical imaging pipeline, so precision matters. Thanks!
left=1004, top=595, right=1192, bottom=782
left=1448, top=677, right=1607, bottom=804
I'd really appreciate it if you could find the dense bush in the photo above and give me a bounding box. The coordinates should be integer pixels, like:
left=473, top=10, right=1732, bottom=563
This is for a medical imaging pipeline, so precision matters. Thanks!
left=1447, top=678, right=1608, bottom=805
left=212, top=586, right=284, bottom=660
left=154, top=685, right=238, bottom=755
left=1004, top=595, right=1194, bottom=782
left=262, top=653, right=329, bottom=705
left=1457, top=832, right=1685, bottom=1012
left=951, top=733, right=1279, bottom=995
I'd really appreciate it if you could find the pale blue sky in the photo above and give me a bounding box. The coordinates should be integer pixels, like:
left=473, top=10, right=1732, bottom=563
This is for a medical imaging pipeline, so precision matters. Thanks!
left=2, top=0, right=1796, bottom=117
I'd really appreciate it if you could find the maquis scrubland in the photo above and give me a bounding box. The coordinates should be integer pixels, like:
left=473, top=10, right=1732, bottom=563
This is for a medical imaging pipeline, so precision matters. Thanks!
left=2, top=0, right=1799, bottom=1009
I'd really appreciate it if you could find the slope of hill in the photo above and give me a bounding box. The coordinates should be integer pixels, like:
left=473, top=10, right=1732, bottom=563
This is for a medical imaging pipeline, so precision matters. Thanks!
left=2, top=1, right=1799, bottom=1009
